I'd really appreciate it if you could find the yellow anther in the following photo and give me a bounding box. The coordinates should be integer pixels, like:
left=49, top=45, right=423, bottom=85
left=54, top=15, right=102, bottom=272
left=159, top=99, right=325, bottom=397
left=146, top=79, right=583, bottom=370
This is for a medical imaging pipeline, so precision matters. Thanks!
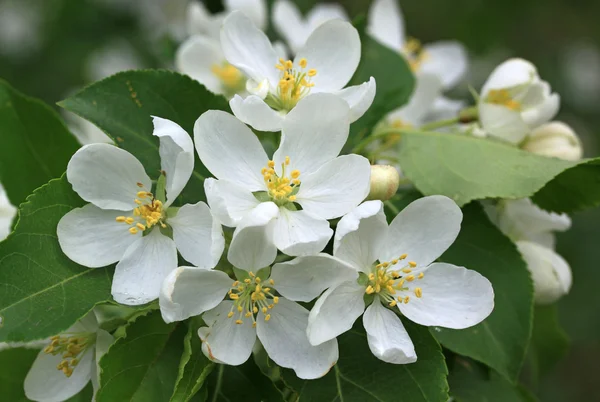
left=368, top=273, right=375, bottom=280
left=44, top=345, right=54, bottom=354
left=418, top=273, right=425, bottom=279
left=230, top=293, right=239, bottom=300
left=116, top=216, right=126, bottom=222
left=137, top=191, right=147, bottom=198
left=273, top=297, right=279, bottom=304
left=267, top=160, right=275, bottom=168
left=249, top=271, right=255, bottom=277
left=365, top=285, right=375, bottom=294
left=299, top=58, right=307, bottom=68
left=129, top=227, right=138, bottom=234
left=134, top=199, right=142, bottom=205
left=389, top=300, right=397, bottom=307
left=382, top=262, right=389, bottom=268
left=291, top=170, right=300, bottom=179
left=288, top=195, right=296, bottom=202
left=406, top=275, right=415, bottom=282
left=136, top=182, right=144, bottom=187
left=265, top=314, right=271, bottom=321
left=375, top=284, right=381, bottom=293
left=408, top=261, right=417, bottom=267
left=285, top=156, right=291, bottom=165
left=232, top=281, right=239, bottom=287
left=227, top=311, right=234, bottom=318
left=211, top=63, right=243, bottom=89
left=391, top=259, right=399, bottom=265
left=402, top=268, right=412, bottom=274
left=255, top=277, right=261, bottom=283
left=400, top=254, right=407, bottom=259
left=237, top=305, right=243, bottom=312
left=308, top=69, right=317, bottom=77
left=71, top=358, right=79, bottom=367
left=136, top=223, right=146, bottom=230
left=404, top=296, right=410, bottom=304
left=253, top=306, right=258, bottom=313
left=244, top=279, right=251, bottom=284
left=252, top=322, right=257, bottom=328
left=284, top=60, right=293, bottom=69
left=269, top=279, right=275, bottom=285
left=235, top=320, right=243, bottom=325
left=125, top=217, right=134, bottom=224
left=415, top=287, right=423, bottom=298
left=245, top=312, right=252, bottom=318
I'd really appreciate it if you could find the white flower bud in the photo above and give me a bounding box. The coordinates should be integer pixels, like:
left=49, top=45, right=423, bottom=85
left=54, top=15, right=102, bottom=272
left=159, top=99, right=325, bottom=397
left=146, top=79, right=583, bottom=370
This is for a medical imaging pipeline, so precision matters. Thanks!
left=521, top=121, right=583, bottom=161
left=516, top=241, right=572, bottom=305
left=367, top=165, right=400, bottom=201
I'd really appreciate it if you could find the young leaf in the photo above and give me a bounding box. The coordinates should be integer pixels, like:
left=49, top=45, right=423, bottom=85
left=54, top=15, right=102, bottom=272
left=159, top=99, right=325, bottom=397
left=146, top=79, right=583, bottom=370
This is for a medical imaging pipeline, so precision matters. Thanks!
left=0, top=176, right=113, bottom=342
left=170, top=319, right=215, bottom=402
left=96, top=311, right=187, bottom=402
left=346, top=19, right=415, bottom=148
left=435, top=203, right=533, bottom=382
left=398, top=131, right=576, bottom=207
left=283, top=320, right=448, bottom=402
left=0, top=79, right=79, bottom=206
left=58, top=70, right=230, bottom=204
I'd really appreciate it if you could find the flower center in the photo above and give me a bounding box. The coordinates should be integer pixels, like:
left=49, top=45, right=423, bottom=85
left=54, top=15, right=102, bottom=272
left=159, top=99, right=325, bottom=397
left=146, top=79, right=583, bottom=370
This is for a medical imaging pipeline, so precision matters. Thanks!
left=115, top=183, right=166, bottom=234
left=227, top=272, right=279, bottom=327
left=266, top=58, right=317, bottom=111
left=402, top=37, right=429, bottom=72
left=43, top=332, right=95, bottom=377
left=486, top=89, right=522, bottom=111
left=261, top=156, right=301, bottom=206
left=364, top=254, right=425, bottom=306
left=211, top=62, right=245, bottom=94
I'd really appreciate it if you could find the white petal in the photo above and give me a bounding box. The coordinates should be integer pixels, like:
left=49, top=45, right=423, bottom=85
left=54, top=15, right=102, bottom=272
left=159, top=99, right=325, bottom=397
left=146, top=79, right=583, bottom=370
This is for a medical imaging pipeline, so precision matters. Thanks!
left=224, top=0, right=268, bottom=30
left=421, top=41, right=468, bottom=89
left=334, top=200, right=388, bottom=271
left=25, top=347, right=93, bottom=402
left=204, top=178, right=260, bottom=227
left=220, top=11, right=279, bottom=87
left=256, top=298, right=338, bottom=379
left=67, top=144, right=152, bottom=211
left=169, top=202, right=224, bottom=268
left=159, top=266, right=232, bottom=323
left=426, top=96, right=465, bottom=122
left=363, top=300, right=417, bottom=364
left=227, top=202, right=279, bottom=271
left=481, top=58, right=539, bottom=96
left=199, top=301, right=256, bottom=365
left=398, top=262, right=494, bottom=329
left=229, top=94, right=285, bottom=132
left=193, top=110, right=268, bottom=190
left=0, top=183, right=16, bottom=241
left=297, top=154, right=371, bottom=220
left=176, top=35, right=225, bottom=94
left=186, top=2, right=222, bottom=38
left=295, top=20, right=360, bottom=92
left=333, top=77, right=377, bottom=123
left=388, top=73, right=443, bottom=126
left=272, top=0, right=306, bottom=54
left=516, top=241, right=572, bottom=304
left=270, top=209, right=332, bottom=256
left=307, top=281, right=365, bottom=346
left=270, top=254, right=358, bottom=302
left=381, top=195, right=462, bottom=268
left=57, top=204, right=140, bottom=268
left=152, top=116, right=194, bottom=206
left=112, top=228, right=177, bottom=305
left=95, top=329, right=113, bottom=363
left=478, top=103, right=530, bottom=144
left=274, top=93, right=350, bottom=176
left=367, top=0, right=405, bottom=50
left=522, top=93, right=560, bottom=128
left=70, top=310, right=99, bottom=333
left=494, top=198, right=571, bottom=241
left=306, top=3, right=348, bottom=28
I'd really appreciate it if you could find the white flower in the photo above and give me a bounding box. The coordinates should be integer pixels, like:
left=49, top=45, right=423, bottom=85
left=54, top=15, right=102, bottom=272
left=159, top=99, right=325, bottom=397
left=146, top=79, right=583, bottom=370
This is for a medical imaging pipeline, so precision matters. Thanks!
left=272, top=0, right=348, bottom=54
left=24, top=311, right=113, bottom=402
left=485, top=198, right=572, bottom=304
left=367, top=165, right=400, bottom=201
left=0, top=182, right=17, bottom=241
left=385, top=73, right=444, bottom=129
left=194, top=96, right=371, bottom=270
left=478, top=58, right=560, bottom=144
left=220, top=11, right=376, bottom=131
left=57, top=117, right=224, bottom=305
left=367, top=0, right=468, bottom=90
left=159, top=265, right=339, bottom=379
left=186, top=0, right=268, bottom=39
left=272, top=197, right=494, bottom=364
left=521, top=121, right=583, bottom=161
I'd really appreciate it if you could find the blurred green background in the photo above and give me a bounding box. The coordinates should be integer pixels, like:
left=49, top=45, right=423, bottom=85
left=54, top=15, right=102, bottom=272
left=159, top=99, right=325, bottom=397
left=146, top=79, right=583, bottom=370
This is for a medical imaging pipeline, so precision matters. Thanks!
left=0, top=0, right=598, bottom=400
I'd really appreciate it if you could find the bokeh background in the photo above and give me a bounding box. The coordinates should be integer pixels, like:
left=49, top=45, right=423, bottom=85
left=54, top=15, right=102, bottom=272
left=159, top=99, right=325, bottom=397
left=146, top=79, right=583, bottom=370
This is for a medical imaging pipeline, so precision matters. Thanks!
left=1, top=0, right=598, bottom=400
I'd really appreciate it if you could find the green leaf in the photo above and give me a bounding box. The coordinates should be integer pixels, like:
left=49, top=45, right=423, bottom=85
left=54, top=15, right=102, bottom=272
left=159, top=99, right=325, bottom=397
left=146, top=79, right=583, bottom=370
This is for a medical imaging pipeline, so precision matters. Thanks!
left=434, top=203, right=534, bottom=382
left=449, top=357, right=536, bottom=402
left=0, top=176, right=113, bottom=342
left=398, top=131, right=576, bottom=206
left=96, top=310, right=186, bottom=402
left=170, top=319, right=214, bottom=402
left=0, top=347, right=38, bottom=401
left=58, top=70, right=230, bottom=204
left=532, top=157, right=600, bottom=213
left=283, top=321, right=448, bottom=402
left=206, top=360, right=285, bottom=402
left=527, top=305, right=569, bottom=380
left=0, top=79, right=79, bottom=206
left=346, top=19, right=414, bottom=148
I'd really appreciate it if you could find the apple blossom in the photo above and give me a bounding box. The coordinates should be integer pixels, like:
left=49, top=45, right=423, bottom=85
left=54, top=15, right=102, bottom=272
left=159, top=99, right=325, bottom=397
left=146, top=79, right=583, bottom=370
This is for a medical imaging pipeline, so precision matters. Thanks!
left=521, top=121, right=583, bottom=161
left=194, top=94, right=371, bottom=270
left=220, top=11, right=376, bottom=131
left=478, top=58, right=560, bottom=144
left=271, top=197, right=494, bottom=364
left=24, top=310, right=113, bottom=402
left=367, top=165, right=400, bottom=201
left=57, top=117, right=224, bottom=305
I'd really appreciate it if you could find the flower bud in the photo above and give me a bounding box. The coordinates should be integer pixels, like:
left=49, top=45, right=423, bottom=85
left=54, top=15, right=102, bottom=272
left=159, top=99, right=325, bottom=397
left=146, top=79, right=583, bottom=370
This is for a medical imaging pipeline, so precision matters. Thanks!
left=367, top=165, right=400, bottom=201
left=516, top=241, right=572, bottom=305
left=521, top=121, right=583, bottom=161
